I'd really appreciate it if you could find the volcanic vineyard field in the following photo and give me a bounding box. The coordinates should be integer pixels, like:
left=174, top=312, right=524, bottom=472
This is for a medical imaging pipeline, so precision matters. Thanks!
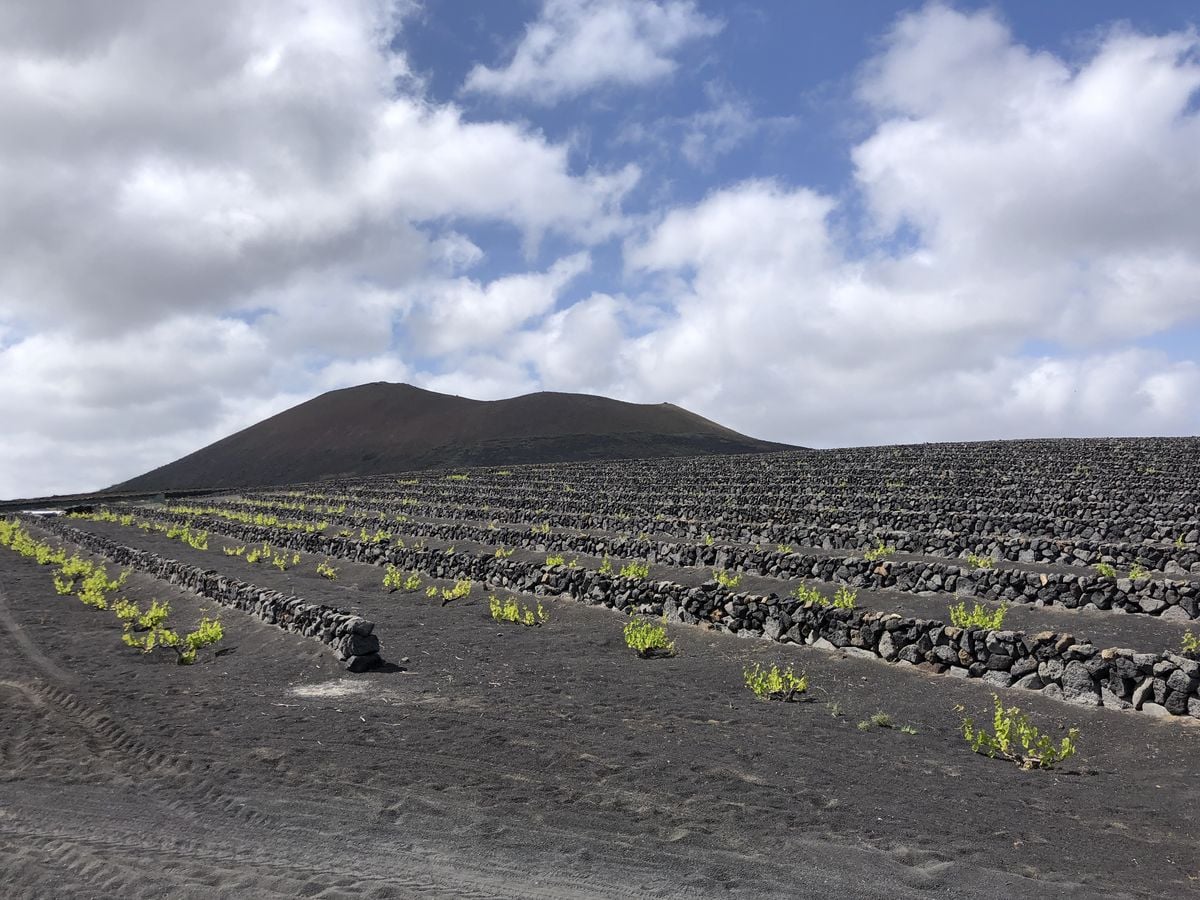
left=4, top=437, right=1200, bottom=898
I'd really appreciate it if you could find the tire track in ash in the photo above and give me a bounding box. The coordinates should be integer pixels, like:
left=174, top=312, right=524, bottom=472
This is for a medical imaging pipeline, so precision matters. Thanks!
left=0, top=808, right=669, bottom=900
left=0, top=588, right=76, bottom=685
left=0, top=564, right=655, bottom=898
left=0, top=579, right=290, bottom=829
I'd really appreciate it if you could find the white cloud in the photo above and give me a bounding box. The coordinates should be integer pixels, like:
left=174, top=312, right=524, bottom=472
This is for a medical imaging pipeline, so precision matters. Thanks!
left=402, top=252, right=591, bottom=356
left=0, top=0, right=636, bottom=335
left=853, top=6, right=1200, bottom=342
left=4, top=2, right=1200, bottom=498
left=463, top=0, right=721, bottom=104
left=0, top=316, right=284, bottom=494
left=612, top=6, right=1200, bottom=447
left=0, top=0, right=642, bottom=497
left=512, top=292, right=629, bottom=391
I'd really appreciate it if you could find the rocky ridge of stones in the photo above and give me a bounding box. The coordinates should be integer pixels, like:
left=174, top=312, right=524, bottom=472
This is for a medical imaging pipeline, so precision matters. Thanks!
left=142, top=505, right=1200, bottom=620
left=222, top=494, right=1200, bottom=573
left=116, top=511, right=1200, bottom=719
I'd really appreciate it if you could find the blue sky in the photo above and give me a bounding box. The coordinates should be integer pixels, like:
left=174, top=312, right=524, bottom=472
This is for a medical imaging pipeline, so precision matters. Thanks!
left=1, top=0, right=1199, bottom=497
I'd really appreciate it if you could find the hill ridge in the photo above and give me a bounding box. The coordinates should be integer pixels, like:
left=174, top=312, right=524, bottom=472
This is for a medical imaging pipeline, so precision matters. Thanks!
left=112, top=382, right=793, bottom=491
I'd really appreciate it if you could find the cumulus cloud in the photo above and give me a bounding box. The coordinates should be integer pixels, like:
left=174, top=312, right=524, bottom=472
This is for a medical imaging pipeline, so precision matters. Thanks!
left=463, top=0, right=721, bottom=104
left=853, top=6, right=1200, bottom=342
left=0, top=0, right=637, bottom=496
left=616, top=6, right=1200, bottom=446
left=4, top=2, right=1199, bottom=498
left=402, top=252, right=592, bottom=356
left=0, top=0, right=635, bottom=334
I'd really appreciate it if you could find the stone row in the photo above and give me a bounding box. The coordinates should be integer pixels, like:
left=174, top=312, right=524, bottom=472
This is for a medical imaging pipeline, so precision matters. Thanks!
left=240, top=487, right=1200, bottom=556
left=163, top=507, right=1200, bottom=621
left=128, top=514, right=1200, bottom=719
left=341, top=450, right=1200, bottom=515
left=239, top=484, right=1200, bottom=550
left=183, top=496, right=1200, bottom=577
left=30, top=516, right=383, bottom=672
left=316, top=437, right=1200, bottom=501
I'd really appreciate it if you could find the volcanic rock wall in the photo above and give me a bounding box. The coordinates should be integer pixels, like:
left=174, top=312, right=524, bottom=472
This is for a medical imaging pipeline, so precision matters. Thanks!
left=126, top=514, right=1200, bottom=719
left=29, top=516, right=383, bottom=671
left=139, top=506, right=1200, bottom=621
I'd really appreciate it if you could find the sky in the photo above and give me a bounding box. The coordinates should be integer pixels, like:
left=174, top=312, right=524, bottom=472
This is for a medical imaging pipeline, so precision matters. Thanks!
left=2, top=0, right=1199, bottom=498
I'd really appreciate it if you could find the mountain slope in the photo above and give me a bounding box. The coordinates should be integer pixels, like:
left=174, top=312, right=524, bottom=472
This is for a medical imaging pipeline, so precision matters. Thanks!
left=112, top=383, right=794, bottom=491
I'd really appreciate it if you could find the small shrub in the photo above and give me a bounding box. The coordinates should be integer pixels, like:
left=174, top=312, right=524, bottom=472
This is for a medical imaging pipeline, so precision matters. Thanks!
left=494, top=546, right=515, bottom=558
left=53, top=554, right=94, bottom=595
left=117, top=598, right=222, bottom=665
left=948, top=600, right=1007, bottom=630
left=744, top=663, right=808, bottom=701
left=446, top=473, right=469, bottom=481
left=113, top=597, right=141, bottom=628
left=223, top=545, right=246, bottom=557
left=623, top=618, right=675, bottom=658
left=713, top=568, right=741, bottom=589
left=863, top=541, right=895, bottom=562
left=960, top=694, right=1079, bottom=770
left=316, top=560, right=338, bottom=580
left=703, top=533, right=715, bottom=547
left=1094, top=562, right=1117, bottom=579
left=619, top=560, right=650, bottom=580
left=832, top=585, right=857, bottom=609
left=118, top=598, right=174, bottom=652
left=530, top=522, right=551, bottom=536
left=598, top=555, right=614, bottom=576
left=440, top=579, right=471, bottom=604
left=546, top=554, right=566, bottom=567
left=791, top=583, right=824, bottom=605
left=965, top=553, right=995, bottom=570
left=386, top=566, right=424, bottom=595
left=177, top=618, right=224, bottom=665
left=857, top=711, right=895, bottom=731
left=1128, top=563, right=1149, bottom=580
left=77, top=567, right=128, bottom=610
left=34, top=541, right=67, bottom=566
left=1181, top=631, right=1200, bottom=656
left=489, top=595, right=548, bottom=627
left=425, top=586, right=439, bottom=598
left=382, top=564, right=406, bottom=591
left=776, top=544, right=794, bottom=555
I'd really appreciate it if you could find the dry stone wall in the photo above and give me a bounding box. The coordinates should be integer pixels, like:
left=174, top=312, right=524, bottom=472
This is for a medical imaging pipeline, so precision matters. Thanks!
left=127, top=512, right=1200, bottom=719
left=148, top=507, right=1200, bottom=621
left=30, top=516, right=383, bottom=671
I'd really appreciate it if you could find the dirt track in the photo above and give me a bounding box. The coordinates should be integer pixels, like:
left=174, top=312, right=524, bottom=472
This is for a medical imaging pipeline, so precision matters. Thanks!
left=3, top=525, right=1200, bottom=898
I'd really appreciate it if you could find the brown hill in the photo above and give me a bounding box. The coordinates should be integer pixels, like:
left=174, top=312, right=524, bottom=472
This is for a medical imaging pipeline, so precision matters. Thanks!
left=112, top=382, right=793, bottom=491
